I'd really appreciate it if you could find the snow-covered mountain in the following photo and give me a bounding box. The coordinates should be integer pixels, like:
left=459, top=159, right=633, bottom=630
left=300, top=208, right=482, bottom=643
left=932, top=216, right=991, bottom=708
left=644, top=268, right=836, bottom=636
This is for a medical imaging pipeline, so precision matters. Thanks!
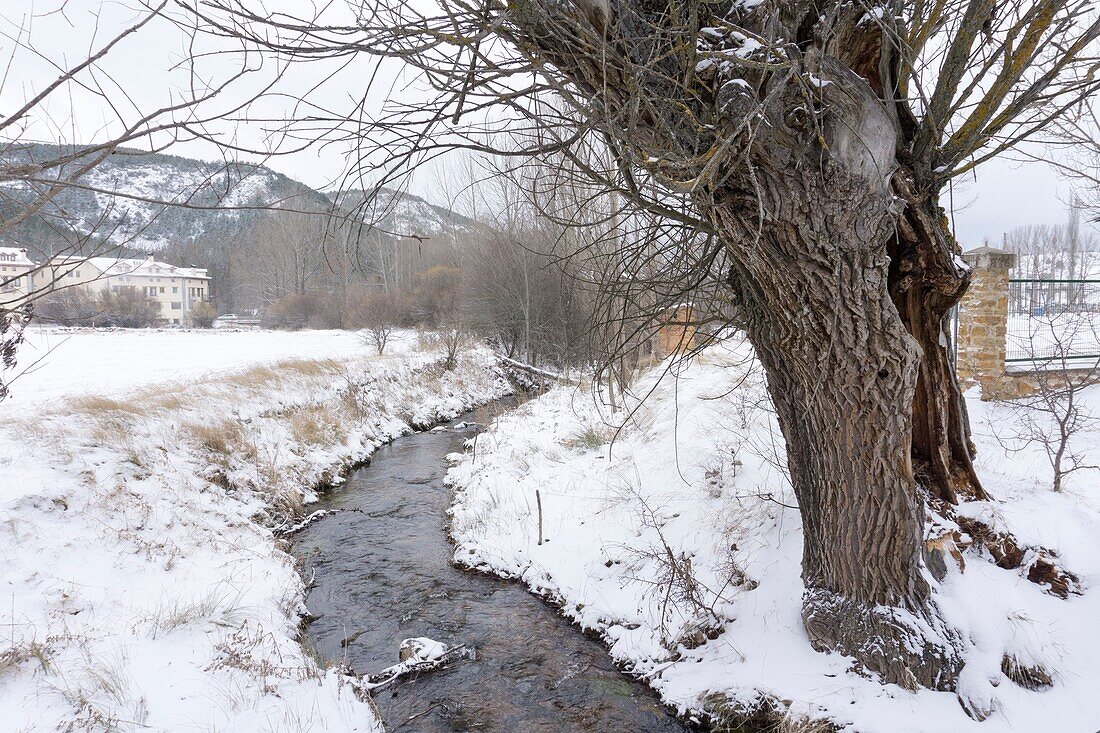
left=1, top=144, right=475, bottom=253
left=325, top=187, right=479, bottom=240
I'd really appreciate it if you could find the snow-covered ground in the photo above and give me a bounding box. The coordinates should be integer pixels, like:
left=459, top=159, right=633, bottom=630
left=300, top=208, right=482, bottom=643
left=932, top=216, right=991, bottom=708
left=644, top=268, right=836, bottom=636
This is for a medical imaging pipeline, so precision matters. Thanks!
left=5, top=327, right=372, bottom=411
left=447, top=337, right=1100, bottom=732
left=0, top=329, right=511, bottom=732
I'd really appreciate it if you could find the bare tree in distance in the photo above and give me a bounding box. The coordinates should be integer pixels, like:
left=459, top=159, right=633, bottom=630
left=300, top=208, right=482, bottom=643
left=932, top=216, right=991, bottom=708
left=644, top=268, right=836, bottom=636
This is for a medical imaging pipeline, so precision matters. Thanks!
left=186, top=0, right=1100, bottom=693
left=351, top=288, right=400, bottom=354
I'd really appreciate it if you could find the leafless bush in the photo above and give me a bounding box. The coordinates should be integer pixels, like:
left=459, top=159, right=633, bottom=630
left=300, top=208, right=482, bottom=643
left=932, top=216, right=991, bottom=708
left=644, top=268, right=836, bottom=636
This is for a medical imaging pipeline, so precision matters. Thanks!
left=190, top=301, right=218, bottom=328
left=423, top=318, right=470, bottom=370
left=36, top=289, right=161, bottom=328
left=348, top=289, right=400, bottom=354
left=993, top=316, right=1100, bottom=492
left=263, top=292, right=344, bottom=329
left=617, top=487, right=750, bottom=650
left=34, top=291, right=100, bottom=325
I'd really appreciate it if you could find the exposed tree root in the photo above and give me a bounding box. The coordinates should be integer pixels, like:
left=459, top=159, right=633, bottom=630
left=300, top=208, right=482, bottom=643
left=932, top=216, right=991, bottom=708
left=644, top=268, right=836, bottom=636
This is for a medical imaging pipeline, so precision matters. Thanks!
left=954, top=515, right=1081, bottom=598
left=801, top=588, right=963, bottom=692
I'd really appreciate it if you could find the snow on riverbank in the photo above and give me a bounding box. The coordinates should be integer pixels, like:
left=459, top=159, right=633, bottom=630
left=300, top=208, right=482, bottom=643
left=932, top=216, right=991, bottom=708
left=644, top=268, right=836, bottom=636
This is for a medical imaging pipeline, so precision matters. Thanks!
left=447, top=337, right=1100, bottom=732
left=0, top=331, right=511, bottom=732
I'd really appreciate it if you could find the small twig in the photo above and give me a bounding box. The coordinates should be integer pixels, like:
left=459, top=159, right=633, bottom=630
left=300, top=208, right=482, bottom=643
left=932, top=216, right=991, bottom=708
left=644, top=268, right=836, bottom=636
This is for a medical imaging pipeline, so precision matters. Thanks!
left=392, top=702, right=448, bottom=730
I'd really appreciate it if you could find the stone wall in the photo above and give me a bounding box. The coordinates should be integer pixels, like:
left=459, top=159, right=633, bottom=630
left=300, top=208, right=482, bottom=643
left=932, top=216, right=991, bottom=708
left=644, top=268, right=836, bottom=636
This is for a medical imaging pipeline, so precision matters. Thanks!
left=656, top=305, right=697, bottom=357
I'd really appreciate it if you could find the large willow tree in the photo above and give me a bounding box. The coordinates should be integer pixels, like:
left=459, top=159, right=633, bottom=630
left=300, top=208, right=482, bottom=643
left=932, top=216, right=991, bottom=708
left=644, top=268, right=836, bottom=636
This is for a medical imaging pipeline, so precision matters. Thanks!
left=195, top=0, right=1100, bottom=690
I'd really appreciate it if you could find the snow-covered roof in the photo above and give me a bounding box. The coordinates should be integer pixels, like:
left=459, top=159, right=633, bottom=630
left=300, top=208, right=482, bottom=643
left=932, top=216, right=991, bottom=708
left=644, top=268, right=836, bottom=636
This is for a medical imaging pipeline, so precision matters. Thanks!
left=0, top=247, right=35, bottom=267
left=50, top=255, right=209, bottom=280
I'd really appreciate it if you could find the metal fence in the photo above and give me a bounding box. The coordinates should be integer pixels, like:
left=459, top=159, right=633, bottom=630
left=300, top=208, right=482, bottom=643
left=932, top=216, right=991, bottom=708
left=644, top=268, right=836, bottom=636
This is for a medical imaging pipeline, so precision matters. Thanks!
left=1006, top=279, right=1100, bottom=363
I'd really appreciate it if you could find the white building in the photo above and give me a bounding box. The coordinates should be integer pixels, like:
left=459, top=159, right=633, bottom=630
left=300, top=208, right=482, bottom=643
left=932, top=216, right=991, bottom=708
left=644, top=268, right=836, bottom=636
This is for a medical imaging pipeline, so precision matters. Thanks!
left=0, top=247, right=36, bottom=308
left=33, top=255, right=212, bottom=326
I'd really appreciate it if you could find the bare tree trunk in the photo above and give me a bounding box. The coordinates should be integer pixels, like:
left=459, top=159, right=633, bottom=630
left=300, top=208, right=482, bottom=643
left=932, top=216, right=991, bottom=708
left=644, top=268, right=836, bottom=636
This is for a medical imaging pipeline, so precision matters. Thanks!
left=716, top=170, right=963, bottom=690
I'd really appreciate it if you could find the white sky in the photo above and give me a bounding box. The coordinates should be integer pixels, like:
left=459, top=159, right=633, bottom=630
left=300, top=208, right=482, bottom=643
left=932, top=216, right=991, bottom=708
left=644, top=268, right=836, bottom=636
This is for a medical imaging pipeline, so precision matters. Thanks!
left=1, top=0, right=1093, bottom=247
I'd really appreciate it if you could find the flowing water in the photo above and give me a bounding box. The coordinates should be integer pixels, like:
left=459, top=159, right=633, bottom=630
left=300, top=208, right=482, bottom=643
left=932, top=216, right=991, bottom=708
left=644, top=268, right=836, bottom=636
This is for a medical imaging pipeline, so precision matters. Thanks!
left=292, top=406, right=696, bottom=732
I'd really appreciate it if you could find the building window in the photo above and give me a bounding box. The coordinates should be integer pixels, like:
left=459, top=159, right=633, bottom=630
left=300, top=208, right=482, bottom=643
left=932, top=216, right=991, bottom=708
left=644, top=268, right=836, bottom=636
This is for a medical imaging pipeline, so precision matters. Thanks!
left=171, top=302, right=181, bottom=309
left=160, top=287, right=165, bottom=294
left=173, top=287, right=178, bottom=293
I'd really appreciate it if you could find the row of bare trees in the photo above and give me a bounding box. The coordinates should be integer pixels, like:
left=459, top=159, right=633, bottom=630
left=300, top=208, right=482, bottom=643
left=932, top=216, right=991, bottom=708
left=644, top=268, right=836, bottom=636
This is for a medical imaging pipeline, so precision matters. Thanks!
left=1003, top=202, right=1098, bottom=279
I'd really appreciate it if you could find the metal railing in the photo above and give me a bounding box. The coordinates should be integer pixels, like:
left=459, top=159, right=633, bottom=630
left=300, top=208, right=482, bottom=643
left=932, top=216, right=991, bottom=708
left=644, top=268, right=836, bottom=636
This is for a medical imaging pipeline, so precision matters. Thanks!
left=1006, top=279, right=1100, bottom=363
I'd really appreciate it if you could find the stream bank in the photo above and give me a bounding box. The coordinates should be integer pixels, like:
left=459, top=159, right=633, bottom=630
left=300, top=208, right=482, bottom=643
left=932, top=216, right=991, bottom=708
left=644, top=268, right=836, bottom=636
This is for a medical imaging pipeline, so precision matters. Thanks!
left=292, top=406, right=697, bottom=732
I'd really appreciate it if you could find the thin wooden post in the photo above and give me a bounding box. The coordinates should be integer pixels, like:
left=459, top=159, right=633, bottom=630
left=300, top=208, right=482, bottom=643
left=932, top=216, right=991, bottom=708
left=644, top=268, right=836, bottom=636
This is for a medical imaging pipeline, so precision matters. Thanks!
left=535, top=490, right=543, bottom=546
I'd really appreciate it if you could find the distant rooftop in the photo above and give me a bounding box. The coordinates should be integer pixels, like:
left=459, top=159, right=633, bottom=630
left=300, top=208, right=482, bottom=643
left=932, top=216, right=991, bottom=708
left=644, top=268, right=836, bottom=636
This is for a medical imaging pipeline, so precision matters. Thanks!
left=0, top=247, right=34, bottom=267
left=49, top=254, right=209, bottom=280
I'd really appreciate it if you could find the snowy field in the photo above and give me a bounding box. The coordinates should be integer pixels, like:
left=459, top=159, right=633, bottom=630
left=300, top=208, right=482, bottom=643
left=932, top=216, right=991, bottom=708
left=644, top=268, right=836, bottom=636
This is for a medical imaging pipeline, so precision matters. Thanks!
left=5, top=327, right=375, bottom=410
left=0, top=329, right=511, bottom=732
left=447, top=338, right=1100, bottom=732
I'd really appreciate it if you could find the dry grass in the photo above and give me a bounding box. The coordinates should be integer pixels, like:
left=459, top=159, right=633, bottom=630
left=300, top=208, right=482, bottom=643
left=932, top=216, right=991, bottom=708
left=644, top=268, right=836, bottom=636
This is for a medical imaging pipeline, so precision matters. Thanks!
left=299, top=633, right=330, bottom=670
left=45, top=651, right=137, bottom=733
left=186, top=420, right=250, bottom=458
left=276, top=358, right=344, bottom=377
left=210, top=624, right=319, bottom=687
left=288, top=404, right=347, bottom=447
left=223, top=358, right=344, bottom=390
left=68, top=395, right=148, bottom=417
left=0, top=639, right=52, bottom=677
left=141, top=593, right=238, bottom=638
left=563, top=424, right=611, bottom=449
left=86, top=415, right=135, bottom=449
left=144, top=390, right=187, bottom=412
left=39, top=357, right=348, bottom=425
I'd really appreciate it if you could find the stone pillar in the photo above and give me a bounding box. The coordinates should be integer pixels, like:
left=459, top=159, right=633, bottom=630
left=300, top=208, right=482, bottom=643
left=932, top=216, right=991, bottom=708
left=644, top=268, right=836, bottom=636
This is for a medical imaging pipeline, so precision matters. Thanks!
left=956, top=246, right=1016, bottom=397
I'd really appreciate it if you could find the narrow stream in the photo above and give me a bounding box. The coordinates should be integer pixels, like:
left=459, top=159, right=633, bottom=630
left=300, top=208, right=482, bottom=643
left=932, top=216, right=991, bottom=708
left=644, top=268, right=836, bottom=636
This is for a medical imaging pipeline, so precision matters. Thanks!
left=292, top=405, right=696, bottom=732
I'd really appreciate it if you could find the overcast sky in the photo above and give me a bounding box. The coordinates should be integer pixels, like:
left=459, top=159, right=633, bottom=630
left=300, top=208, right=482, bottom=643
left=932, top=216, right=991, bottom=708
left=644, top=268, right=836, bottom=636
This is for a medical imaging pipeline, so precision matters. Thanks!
left=1, top=0, right=1092, bottom=248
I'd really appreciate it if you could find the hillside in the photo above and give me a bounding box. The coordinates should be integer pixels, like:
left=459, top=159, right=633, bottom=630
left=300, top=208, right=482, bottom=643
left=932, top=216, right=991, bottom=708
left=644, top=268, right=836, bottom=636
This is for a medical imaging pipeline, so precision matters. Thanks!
left=0, top=143, right=474, bottom=254
left=326, top=187, right=479, bottom=240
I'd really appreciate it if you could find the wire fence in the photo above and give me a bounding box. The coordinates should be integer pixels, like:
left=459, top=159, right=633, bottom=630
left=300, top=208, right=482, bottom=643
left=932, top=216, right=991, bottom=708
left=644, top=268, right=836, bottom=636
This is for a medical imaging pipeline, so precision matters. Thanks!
left=1006, top=279, right=1100, bottom=363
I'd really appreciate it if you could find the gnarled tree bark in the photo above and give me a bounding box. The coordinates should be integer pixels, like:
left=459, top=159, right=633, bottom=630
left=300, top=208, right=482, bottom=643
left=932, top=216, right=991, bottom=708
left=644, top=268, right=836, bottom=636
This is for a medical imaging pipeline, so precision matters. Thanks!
left=712, top=127, right=963, bottom=689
